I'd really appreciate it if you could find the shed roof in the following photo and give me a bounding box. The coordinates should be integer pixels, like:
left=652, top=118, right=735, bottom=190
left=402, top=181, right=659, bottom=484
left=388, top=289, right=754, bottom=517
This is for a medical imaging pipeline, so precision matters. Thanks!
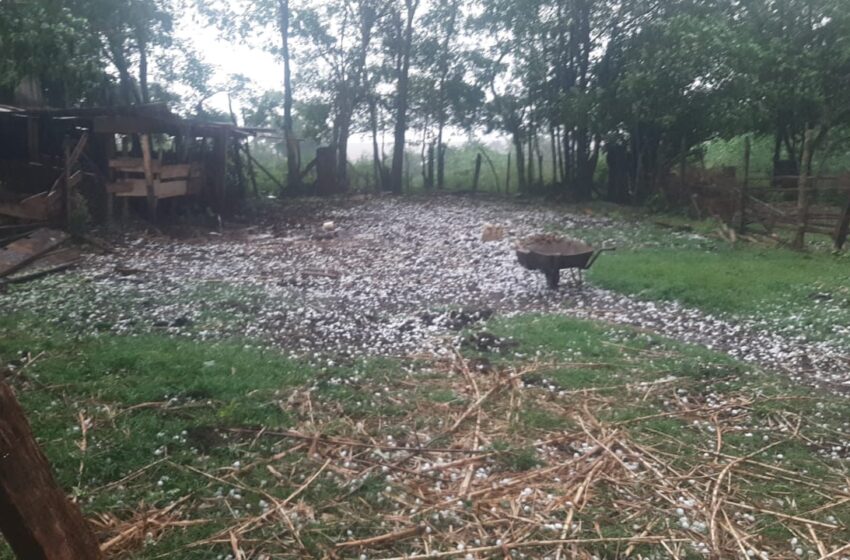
left=0, top=103, right=276, bottom=138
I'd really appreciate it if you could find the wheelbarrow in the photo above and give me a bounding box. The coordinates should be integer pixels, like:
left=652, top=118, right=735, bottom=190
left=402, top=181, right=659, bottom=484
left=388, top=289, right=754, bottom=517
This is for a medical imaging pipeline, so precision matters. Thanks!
left=516, top=234, right=614, bottom=289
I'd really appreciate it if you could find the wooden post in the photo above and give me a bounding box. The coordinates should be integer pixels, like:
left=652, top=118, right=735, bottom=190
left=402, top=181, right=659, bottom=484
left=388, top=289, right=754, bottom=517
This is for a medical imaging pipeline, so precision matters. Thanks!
left=139, top=134, right=157, bottom=222
left=211, top=130, right=229, bottom=211
left=738, top=135, right=751, bottom=234
left=505, top=152, right=512, bottom=194
left=0, top=381, right=104, bottom=559
left=472, top=153, right=483, bottom=192
left=835, top=189, right=850, bottom=251
left=793, top=128, right=814, bottom=249
left=62, top=139, right=71, bottom=228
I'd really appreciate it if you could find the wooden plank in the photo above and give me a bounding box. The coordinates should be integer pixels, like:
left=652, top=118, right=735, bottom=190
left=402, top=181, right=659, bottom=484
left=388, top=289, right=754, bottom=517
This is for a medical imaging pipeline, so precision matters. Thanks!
left=111, top=180, right=188, bottom=198
left=5, top=248, right=81, bottom=283
left=0, top=228, right=69, bottom=278
left=107, top=179, right=148, bottom=195
left=159, top=164, right=191, bottom=180
left=0, top=381, right=104, bottom=559
left=0, top=199, right=50, bottom=221
left=154, top=180, right=188, bottom=199
left=93, top=115, right=170, bottom=135
left=108, top=157, right=163, bottom=174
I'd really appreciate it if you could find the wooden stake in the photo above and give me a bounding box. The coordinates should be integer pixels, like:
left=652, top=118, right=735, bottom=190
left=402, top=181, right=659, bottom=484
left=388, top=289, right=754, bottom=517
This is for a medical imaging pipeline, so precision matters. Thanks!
left=0, top=381, right=103, bottom=559
left=738, top=135, right=751, bottom=234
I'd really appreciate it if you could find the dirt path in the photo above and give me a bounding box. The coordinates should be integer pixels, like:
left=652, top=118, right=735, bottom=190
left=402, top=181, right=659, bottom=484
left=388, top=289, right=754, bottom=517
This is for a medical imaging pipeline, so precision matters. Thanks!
left=3, top=196, right=847, bottom=387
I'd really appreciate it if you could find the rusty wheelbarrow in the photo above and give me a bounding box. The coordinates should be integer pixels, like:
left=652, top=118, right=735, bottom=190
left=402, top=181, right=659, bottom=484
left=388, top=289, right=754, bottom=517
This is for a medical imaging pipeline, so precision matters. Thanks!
left=516, top=234, right=614, bottom=289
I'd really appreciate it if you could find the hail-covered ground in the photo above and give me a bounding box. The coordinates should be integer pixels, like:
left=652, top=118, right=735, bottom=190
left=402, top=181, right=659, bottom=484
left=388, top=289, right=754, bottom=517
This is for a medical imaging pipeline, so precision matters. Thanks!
left=3, top=196, right=848, bottom=388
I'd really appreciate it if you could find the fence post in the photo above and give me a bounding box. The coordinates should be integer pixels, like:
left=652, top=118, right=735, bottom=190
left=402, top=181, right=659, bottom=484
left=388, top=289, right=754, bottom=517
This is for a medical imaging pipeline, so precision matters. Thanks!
left=793, top=128, right=814, bottom=249
left=505, top=152, right=512, bottom=194
left=472, top=153, right=483, bottom=192
left=738, top=136, right=751, bottom=234
left=835, top=188, right=850, bottom=251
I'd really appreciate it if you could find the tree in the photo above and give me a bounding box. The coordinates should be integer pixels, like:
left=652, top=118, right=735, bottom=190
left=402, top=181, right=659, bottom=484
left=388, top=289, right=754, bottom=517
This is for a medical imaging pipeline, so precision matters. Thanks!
left=387, top=0, right=419, bottom=194
left=279, top=0, right=301, bottom=193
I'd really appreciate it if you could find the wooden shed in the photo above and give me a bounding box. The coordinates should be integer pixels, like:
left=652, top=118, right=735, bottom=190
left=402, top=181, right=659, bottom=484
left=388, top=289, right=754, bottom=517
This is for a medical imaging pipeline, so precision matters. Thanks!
left=0, top=103, right=261, bottom=224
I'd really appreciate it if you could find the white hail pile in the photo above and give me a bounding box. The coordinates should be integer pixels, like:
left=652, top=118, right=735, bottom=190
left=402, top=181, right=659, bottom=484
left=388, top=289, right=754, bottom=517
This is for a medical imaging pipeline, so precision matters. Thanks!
left=2, top=197, right=847, bottom=388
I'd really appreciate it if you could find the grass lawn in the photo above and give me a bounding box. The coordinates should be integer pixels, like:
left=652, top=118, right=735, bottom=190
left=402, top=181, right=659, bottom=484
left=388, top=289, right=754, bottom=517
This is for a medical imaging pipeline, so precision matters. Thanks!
left=547, top=204, right=850, bottom=348
left=2, top=312, right=849, bottom=559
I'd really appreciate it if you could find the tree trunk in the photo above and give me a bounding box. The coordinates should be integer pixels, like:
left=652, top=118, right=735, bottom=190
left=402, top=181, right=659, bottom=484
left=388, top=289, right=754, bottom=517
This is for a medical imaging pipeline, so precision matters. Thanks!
left=0, top=381, right=104, bottom=560
left=425, top=142, right=435, bottom=190
left=472, top=152, right=482, bottom=192
left=336, top=104, right=353, bottom=191
left=389, top=0, right=419, bottom=194
left=369, top=96, right=383, bottom=192
left=108, top=37, right=140, bottom=105
left=513, top=133, right=526, bottom=192
left=436, top=120, right=446, bottom=189
left=550, top=127, right=558, bottom=186
left=279, top=0, right=300, bottom=194
left=136, top=30, right=149, bottom=103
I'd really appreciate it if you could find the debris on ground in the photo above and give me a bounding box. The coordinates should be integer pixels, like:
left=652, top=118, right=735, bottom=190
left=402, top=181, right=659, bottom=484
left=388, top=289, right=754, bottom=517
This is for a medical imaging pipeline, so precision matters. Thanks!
left=0, top=228, right=70, bottom=277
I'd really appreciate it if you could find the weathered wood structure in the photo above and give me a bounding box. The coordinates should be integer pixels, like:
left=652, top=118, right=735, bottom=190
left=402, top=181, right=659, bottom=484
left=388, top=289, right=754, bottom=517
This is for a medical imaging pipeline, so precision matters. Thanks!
left=0, top=103, right=264, bottom=224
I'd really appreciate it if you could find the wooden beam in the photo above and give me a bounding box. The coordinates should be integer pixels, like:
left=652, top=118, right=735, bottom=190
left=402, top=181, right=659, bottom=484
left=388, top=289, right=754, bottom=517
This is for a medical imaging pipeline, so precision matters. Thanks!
left=0, top=381, right=104, bottom=560
left=93, top=115, right=174, bottom=135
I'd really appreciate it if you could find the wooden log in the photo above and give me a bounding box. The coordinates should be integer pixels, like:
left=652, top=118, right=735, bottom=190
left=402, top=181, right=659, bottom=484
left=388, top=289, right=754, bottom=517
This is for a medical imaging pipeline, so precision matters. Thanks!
left=0, top=381, right=104, bottom=559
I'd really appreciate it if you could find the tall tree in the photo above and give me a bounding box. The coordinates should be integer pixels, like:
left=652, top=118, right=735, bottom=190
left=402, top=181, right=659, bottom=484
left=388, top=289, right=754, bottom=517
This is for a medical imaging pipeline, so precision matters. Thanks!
left=279, top=0, right=301, bottom=193
left=388, top=0, right=419, bottom=194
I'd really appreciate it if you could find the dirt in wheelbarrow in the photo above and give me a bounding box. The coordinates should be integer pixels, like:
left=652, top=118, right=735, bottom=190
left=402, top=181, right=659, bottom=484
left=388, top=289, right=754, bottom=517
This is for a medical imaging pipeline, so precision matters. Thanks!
left=1, top=196, right=848, bottom=389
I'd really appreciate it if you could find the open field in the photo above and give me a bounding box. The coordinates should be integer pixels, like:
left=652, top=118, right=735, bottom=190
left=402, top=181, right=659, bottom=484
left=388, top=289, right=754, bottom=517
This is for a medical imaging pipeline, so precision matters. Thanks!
left=2, top=196, right=850, bottom=559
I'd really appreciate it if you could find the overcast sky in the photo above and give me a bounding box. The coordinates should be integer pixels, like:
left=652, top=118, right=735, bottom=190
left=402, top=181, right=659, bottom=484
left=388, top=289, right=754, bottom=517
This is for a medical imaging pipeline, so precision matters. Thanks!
left=175, top=4, right=507, bottom=158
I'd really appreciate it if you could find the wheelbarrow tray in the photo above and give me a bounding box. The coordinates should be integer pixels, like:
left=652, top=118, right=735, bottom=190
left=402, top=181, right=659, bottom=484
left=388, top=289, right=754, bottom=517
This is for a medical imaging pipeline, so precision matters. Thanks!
left=515, top=237, right=612, bottom=289
left=515, top=239, right=595, bottom=272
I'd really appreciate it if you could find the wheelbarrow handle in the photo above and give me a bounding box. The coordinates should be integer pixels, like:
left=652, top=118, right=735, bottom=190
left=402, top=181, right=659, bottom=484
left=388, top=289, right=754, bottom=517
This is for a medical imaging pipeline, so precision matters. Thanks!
left=585, top=246, right=616, bottom=269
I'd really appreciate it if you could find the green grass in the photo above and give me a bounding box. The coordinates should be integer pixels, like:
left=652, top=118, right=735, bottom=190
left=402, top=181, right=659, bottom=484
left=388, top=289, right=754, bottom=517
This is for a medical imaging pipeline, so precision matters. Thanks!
left=590, top=244, right=850, bottom=314
left=540, top=201, right=850, bottom=348
left=2, top=310, right=850, bottom=558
